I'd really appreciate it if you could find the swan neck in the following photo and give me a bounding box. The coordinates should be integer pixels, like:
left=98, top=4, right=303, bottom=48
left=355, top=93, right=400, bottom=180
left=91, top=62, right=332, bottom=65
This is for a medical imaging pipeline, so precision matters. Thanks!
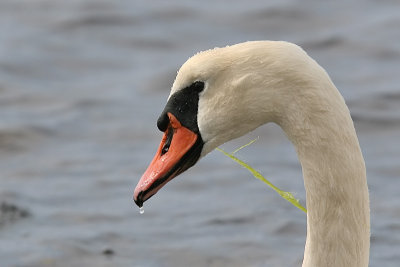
left=280, top=90, right=370, bottom=267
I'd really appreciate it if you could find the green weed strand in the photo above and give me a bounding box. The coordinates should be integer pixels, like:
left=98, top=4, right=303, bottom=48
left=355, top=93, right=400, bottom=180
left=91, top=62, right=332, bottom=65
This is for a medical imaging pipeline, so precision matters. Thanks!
left=216, top=144, right=307, bottom=213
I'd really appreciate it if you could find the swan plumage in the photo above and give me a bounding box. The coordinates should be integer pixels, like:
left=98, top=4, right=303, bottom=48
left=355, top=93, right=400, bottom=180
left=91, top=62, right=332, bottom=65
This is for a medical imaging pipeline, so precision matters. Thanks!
left=134, top=41, right=370, bottom=267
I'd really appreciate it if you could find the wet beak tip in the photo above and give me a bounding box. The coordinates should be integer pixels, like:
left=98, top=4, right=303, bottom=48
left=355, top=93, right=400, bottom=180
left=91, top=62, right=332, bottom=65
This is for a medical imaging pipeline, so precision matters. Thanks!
left=133, top=195, right=143, bottom=208
left=133, top=189, right=144, bottom=208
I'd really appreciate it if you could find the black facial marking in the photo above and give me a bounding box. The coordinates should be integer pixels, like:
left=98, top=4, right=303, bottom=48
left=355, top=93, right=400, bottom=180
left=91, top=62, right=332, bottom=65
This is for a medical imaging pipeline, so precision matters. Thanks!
left=157, top=81, right=204, bottom=134
left=157, top=113, right=169, bottom=132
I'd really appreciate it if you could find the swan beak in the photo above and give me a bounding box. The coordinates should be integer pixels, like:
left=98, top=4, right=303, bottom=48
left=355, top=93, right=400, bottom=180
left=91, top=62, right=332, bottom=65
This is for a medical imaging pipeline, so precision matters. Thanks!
left=133, top=112, right=201, bottom=207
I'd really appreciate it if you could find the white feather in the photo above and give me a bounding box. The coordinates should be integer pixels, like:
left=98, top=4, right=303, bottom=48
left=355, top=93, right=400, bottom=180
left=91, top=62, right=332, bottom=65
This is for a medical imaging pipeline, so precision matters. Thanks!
left=172, top=41, right=370, bottom=267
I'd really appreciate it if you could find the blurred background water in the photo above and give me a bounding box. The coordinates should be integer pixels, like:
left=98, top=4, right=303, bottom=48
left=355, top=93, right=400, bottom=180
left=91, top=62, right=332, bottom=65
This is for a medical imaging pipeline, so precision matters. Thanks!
left=0, top=0, right=399, bottom=266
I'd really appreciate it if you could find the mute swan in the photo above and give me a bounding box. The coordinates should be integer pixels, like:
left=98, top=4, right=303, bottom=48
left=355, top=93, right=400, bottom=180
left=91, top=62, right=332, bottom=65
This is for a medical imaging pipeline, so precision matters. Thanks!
left=133, top=41, right=370, bottom=267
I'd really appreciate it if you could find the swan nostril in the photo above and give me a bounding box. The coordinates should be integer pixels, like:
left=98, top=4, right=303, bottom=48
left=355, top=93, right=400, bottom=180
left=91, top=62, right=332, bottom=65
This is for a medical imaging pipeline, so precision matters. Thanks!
left=161, top=145, right=169, bottom=154
left=161, top=126, right=174, bottom=155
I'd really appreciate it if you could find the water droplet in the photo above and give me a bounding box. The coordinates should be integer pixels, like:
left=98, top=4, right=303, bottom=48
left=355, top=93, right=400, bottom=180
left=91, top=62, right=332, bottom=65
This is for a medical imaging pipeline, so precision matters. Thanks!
left=139, top=206, right=144, bottom=214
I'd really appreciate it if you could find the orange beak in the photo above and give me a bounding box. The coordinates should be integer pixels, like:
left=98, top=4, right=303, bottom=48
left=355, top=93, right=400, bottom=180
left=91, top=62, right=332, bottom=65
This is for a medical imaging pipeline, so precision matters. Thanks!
left=133, top=112, right=200, bottom=207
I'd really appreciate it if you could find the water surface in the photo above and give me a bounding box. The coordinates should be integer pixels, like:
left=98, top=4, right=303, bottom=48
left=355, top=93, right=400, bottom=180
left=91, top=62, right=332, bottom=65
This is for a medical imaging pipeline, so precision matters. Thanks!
left=1, top=1, right=399, bottom=266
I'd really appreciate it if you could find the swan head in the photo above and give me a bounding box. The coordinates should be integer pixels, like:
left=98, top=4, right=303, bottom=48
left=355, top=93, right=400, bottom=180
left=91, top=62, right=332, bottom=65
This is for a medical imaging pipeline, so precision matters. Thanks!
left=134, top=41, right=314, bottom=207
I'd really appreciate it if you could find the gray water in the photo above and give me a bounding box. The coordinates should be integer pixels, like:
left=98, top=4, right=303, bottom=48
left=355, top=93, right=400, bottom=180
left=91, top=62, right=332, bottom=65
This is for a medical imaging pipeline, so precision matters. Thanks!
left=1, top=0, right=399, bottom=266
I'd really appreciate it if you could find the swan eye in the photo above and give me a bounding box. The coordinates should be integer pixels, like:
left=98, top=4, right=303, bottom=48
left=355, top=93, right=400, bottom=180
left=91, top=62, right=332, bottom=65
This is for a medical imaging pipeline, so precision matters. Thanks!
left=191, top=81, right=204, bottom=93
